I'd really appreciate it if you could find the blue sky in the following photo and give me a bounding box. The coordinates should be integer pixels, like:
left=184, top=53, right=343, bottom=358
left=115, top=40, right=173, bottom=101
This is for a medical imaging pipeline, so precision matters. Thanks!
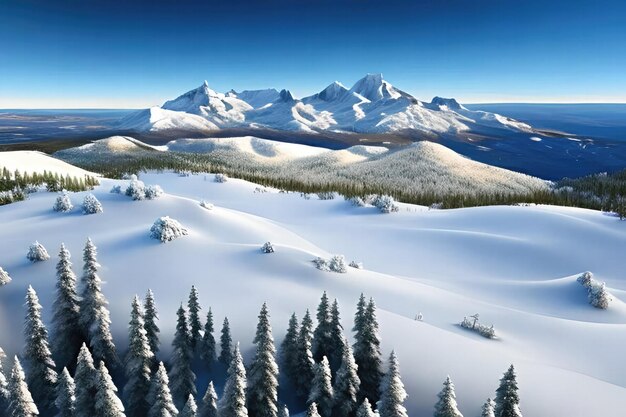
left=1, top=0, right=625, bottom=108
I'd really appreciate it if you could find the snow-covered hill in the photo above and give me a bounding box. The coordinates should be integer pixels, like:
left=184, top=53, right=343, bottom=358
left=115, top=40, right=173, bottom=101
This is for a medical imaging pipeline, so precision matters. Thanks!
left=0, top=150, right=97, bottom=177
left=118, top=74, right=536, bottom=135
left=0, top=169, right=625, bottom=417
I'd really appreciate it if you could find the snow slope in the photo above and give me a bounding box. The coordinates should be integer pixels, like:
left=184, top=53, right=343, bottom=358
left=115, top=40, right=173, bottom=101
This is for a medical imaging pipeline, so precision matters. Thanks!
left=0, top=166, right=625, bottom=417
left=0, top=150, right=97, bottom=177
left=118, top=74, right=538, bottom=135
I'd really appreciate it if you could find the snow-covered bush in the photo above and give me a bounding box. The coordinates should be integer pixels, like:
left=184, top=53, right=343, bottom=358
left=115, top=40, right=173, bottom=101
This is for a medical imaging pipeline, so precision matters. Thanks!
left=110, top=185, right=122, bottom=194
left=0, top=266, right=11, bottom=286
left=317, top=192, right=335, bottom=200
left=301, top=193, right=311, bottom=200
left=200, top=200, right=214, bottom=210
left=27, top=241, right=50, bottom=262
left=179, top=171, right=191, bottom=177
left=313, top=257, right=330, bottom=272
left=53, top=192, right=73, bottom=212
left=347, top=196, right=366, bottom=207
left=150, top=216, right=188, bottom=243
left=261, top=242, right=275, bottom=253
left=349, top=260, right=363, bottom=269
left=373, top=195, right=400, bottom=213
left=577, top=271, right=612, bottom=309
left=214, top=173, right=228, bottom=183
left=82, top=193, right=103, bottom=214
left=126, top=177, right=146, bottom=200
left=460, top=314, right=496, bottom=339
left=328, top=255, right=348, bottom=273
left=429, top=202, right=444, bottom=210
left=144, top=184, right=164, bottom=200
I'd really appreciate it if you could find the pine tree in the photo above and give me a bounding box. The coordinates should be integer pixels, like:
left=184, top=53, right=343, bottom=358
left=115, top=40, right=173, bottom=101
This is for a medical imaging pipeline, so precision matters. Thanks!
left=308, top=356, right=333, bottom=417
left=51, top=244, right=82, bottom=372
left=188, top=286, right=202, bottom=353
left=434, top=376, right=462, bottom=417
left=312, top=292, right=333, bottom=363
left=0, top=266, right=12, bottom=286
left=219, top=317, right=233, bottom=367
left=198, top=381, right=218, bottom=417
left=180, top=394, right=198, bottom=417
left=277, top=404, right=289, bottom=417
left=79, top=239, right=119, bottom=370
left=279, top=313, right=299, bottom=385
left=56, top=368, right=76, bottom=417
left=219, top=344, right=247, bottom=417
left=356, top=399, right=375, bottom=417
left=494, top=365, right=522, bottom=417
left=352, top=295, right=366, bottom=336
left=481, top=398, right=495, bottom=417
left=377, top=351, right=407, bottom=417
left=0, top=348, right=9, bottom=413
left=247, top=303, right=279, bottom=417
left=294, top=310, right=315, bottom=398
left=333, top=338, right=360, bottom=417
left=328, top=300, right=346, bottom=373
left=124, top=295, right=154, bottom=417
left=74, top=344, right=98, bottom=417
left=144, top=289, right=160, bottom=362
left=170, top=304, right=196, bottom=409
left=94, top=361, right=125, bottom=417
left=24, top=285, right=58, bottom=414
left=306, top=402, right=321, bottom=417
left=199, top=308, right=216, bottom=368
left=353, top=298, right=382, bottom=405
left=148, top=362, right=178, bottom=417
left=8, top=357, right=39, bottom=417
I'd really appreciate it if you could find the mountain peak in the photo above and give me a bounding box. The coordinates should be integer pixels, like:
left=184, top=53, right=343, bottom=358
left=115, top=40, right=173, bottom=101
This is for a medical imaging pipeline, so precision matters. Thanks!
left=431, top=96, right=464, bottom=111
left=278, top=89, right=295, bottom=102
left=349, top=73, right=400, bottom=102
left=317, top=81, right=348, bottom=101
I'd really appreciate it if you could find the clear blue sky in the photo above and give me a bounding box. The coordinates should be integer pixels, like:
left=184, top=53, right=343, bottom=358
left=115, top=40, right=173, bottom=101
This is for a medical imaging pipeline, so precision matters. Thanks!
left=1, top=0, right=625, bottom=108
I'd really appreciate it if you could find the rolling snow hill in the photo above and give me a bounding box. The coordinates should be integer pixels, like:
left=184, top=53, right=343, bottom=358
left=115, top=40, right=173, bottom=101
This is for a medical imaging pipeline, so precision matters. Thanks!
left=0, top=150, right=97, bottom=177
left=0, top=166, right=625, bottom=417
left=118, top=74, right=537, bottom=136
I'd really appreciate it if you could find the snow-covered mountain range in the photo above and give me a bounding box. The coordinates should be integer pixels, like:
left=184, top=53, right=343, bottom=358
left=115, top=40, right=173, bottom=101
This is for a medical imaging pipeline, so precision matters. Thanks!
left=119, top=74, right=534, bottom=135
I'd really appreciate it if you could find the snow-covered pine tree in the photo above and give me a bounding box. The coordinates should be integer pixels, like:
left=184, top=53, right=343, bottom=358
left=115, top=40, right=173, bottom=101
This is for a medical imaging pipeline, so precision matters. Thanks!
left=51, top=244, right=83, bottom=372
left=144, top=289, right=160, bottom=361
left=198, top=381, right=218, bottom=417
left=433, top=376, right=462, bottom=417
left=82, top=193, right=103, bottom=215
left=148, top=362, right=178, bottom=417
left=53, top=192, right=73, bottom=212
left=170, top=304, right=196, bottom=409
left=219, top=344, right=248, bottom=417
left=377, top=351, right=407, bottom=417
left=308, top=356, right=333, bottom=417
left=74, top=343, right=98, bottom=417
left=199, top=308, right=216, bottom=367
left=333, top=338, right=360, bottom=417
left=188, top=286, right=202, bottom=353
left=356, top=399, right=376, bottom=417
left=279, top=313, right=299, bottom=384
left=277, top=404, right=289, bottom=417
left=8, top=357, right=39, bottom=417
left=180, top=394, right=198, bottom=417
left=23, top=285, right=58, bottom=415
left=247, top=303, right=279, bottom=417
left=55, top=368, right=76, bottom=417
left=27, top=241, right=50, bottom=262
left=312, top=292, right=333, bottom=364
left=79, top=238, right=119, bottom=370
left=306, top=402, right=321, bottom=417
left=352, top=294, right=366, bottom=337
left=94, top=361, right=125, bottom=417
left=0, top=266, right=12, bottom=286
left=494, top=365, right=522, bottom=417
left=294, top=309, right=315, bottom=398
left=0, top=348, right=10, bottom=413
left=353, top=297, right=382, bottom=405
left=481, top=398, right=495, bottom=417
left=328, top=299, right=346, bottom=373
left=219, top=317, right=233, bottom=367
left=124, top=295, right=154, bottom=417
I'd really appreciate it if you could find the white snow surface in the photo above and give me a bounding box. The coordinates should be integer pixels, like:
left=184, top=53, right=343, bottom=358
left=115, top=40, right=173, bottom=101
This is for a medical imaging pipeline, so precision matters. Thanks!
left=0, top=168, right=625, bottom=417
left=0, top=151, right=97, bottom=177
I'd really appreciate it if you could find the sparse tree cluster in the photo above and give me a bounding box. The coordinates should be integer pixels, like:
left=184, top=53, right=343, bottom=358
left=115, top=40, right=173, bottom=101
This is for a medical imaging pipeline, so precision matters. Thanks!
left=313, top=255, right=348, bottom=273
left=577, top=271, right=613, bottom=309
left=124, top=175, right=164, bottom=200
left=460, top=314, right=496, bottom=339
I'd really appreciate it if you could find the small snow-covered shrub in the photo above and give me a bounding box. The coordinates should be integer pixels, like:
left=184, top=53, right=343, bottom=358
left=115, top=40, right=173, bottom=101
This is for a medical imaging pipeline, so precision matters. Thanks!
left=0, top=266, right=11, bottom=286
left=373, top=195, right=399, bottom=213
left=150, top=216, right=188, bottom=243
left=110, top=185, right=122, bottom=194
left=317, top=192, right=335, bottom=200
left=179, top=171, right=191, bottom=177
left=214, top=173, right=228, bottom=183
left=429, top=202, right=443, bottom=210
left=82, top=193, right=103, bottom=214
left=349, top=260, right=363, bottom=269
left=460, top=314, right=496, bottom=339
left=301, top=193, right=311, bottom=200
left=27, top=241, right=50, bottom=262
left=261, top=242, right=275, bottom=253
left=313, top=257, right=330, bottom=272
left=53, top=192, right=73, bottom=212
left=577, top=271, right=612, bottom=309
left=126, top=178, right=146, bottom=200
left=348, top=196, right=366, bottom=207
left=144, top=184, right=164, bottom=200
left=200, top=200, right=214, bottom=210
left=328, top=255, right=348, bottom=273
